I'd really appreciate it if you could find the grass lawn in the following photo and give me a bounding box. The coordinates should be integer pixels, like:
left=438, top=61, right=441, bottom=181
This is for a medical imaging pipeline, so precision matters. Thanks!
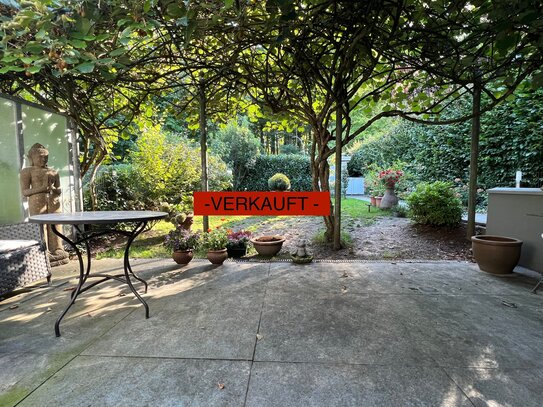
left=97, top=198, right=385, bottom=259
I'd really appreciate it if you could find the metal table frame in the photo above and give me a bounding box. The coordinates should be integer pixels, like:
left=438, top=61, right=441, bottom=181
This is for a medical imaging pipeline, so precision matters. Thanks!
left=29, top=211, right=167, bottom=336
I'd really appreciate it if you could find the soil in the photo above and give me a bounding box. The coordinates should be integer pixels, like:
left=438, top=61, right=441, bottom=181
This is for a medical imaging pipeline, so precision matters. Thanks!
left=245, top=215, right=475, bottom=262
left=89, top=214, right=476, bottom=262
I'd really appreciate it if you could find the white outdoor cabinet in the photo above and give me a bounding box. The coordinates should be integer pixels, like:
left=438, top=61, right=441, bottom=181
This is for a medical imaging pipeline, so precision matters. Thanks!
left=486, top=188, right=543, bottom=272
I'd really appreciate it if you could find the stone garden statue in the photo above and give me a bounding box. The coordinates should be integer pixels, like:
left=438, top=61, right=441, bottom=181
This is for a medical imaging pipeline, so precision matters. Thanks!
left=20, top=143, right=69, bottom=266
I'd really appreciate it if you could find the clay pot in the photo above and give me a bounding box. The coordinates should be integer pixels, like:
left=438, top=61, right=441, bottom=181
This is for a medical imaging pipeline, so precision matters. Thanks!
left=379, top=187, right=398, bottom=209
left=370, top=196, right=377, bottom=207
left=250, top=236, right=285, bottom=257
left=471, top=235, right=523, bottom=275
left=375, top=196, right=383, bottom=208
left=172, top=250, right=194, bottom=265
left=206, top=248, right=228, bottom=265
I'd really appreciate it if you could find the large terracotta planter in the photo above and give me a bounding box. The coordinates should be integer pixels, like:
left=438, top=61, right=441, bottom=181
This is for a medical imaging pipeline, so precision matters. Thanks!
left=380, top=187, right=398, bottom=209
left=172, top=250, right=193, bottom=265
left=206, top=248, right=228, bottom=265
left=471, top=235, right=523, bottom=275
left=251, top=236, right=285, bottom=257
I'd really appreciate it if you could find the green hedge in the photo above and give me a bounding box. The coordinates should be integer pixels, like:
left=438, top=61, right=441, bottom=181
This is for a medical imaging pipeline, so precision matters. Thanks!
left=238, top=154, right=312, bottom=191
left=348, top=90, right=543, bottom=189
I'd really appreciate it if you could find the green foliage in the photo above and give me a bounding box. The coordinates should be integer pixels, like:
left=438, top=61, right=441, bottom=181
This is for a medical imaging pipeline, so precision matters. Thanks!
left=84, top=163, right=142, bottom=211
left=201, top=228, right=228, bottom=250
left=268, top=173, right=291, bottom=191
left=131, top=124, right=231, bottom=205
left=406, top=182, right=463, bottom=227
left=390, top=204, right=408, bottom=218
left=86, top=125, right=231, bottom=211
left=349, top=91, right=543, bottom=192
left=239, top=154, right=312, bottom=191
left=279, top=144, right=302, bottom=155
left=210, top=120, right=260, bottom=190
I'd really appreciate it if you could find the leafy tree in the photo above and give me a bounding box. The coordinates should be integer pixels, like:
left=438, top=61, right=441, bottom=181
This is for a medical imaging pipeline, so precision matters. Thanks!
left=210, top=119, right=260, bottom=190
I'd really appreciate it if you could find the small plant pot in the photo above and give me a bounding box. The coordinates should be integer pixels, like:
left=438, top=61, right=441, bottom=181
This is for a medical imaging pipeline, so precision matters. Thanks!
left=172, top=250, right=194, bottom=265
left=227, top=246, right=247, bottom=258
left=375, top=196, right=383, bottom=208
left=370, top=196, right=377, bottom=207
left=250, top=236, right=285, bottom=257
left=207, top=248, right=228, bottom=265
left=471, top=235, right=523, bottom=275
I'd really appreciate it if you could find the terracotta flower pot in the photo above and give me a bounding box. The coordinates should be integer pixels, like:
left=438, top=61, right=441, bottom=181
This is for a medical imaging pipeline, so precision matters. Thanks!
left=172, top=250, right=194, bottom=265
left=207, top=248, right=228, bottom=265
left=250, top=236, right=285, bottom=257
left=375, top=196, right=383, bottom=208
left=370, top=196, right=377, bottom=207
left=471, top=235, right=523, bottom=275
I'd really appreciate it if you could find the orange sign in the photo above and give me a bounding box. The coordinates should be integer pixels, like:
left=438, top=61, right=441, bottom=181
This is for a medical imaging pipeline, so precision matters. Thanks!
left=194, top=192, right=331, bottom=216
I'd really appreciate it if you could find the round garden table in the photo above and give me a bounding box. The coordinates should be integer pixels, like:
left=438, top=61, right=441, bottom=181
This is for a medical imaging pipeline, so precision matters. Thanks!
left=29, top=211, right=167, bottom=337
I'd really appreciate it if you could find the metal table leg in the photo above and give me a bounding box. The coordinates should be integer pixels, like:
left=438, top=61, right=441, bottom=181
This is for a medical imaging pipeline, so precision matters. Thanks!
left=50, top=222, right=150, bottom=337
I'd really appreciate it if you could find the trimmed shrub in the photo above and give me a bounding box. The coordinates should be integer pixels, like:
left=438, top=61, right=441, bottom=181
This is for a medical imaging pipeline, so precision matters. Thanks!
left=238, top=154, right=312, bottom=191
left=406, top=181, right=462, bottom=227
left=268, top=173, right=291, bottom=191
left=85, top=164, right=143, bottom=211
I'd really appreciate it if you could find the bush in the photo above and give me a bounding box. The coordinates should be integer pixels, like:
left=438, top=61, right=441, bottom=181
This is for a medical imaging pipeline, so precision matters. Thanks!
left=238, top=154, right=312, bottom=191
left=268, top=173, right=291, bottom=191
left=406, top=181, right=462, bottom=227
left=85, top=164, right=143, bottom=211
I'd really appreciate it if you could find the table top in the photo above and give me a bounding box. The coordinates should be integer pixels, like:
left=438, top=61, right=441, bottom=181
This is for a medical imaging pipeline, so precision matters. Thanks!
left=29, top=211, right=168, bottom=225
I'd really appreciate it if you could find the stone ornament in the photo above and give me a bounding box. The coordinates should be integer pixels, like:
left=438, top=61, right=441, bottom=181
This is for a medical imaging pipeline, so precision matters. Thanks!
left=20, top=143, right=69, bottom=266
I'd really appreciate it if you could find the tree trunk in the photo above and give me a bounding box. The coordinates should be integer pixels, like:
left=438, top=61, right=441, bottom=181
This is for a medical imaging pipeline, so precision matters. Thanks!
left=310, top=127, right=334, bottom=242
left=199, top=80, right=209, bottom=233
left=333, top=107, right=342, bottom=250
left=467, top=78, right=481, bottom=239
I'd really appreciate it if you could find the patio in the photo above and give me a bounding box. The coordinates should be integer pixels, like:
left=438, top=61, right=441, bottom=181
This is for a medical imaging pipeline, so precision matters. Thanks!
left=1, top=259, right=542, bottom=406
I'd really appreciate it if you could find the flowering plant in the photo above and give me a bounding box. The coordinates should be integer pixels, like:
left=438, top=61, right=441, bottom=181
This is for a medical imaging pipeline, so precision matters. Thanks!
left=163, top=228, right=200, bottom=251
left=378, top=169, right=404, bottom=187
left=201, top=227, right=229, bottom=250
left=226, top=230, right=252, bottom=248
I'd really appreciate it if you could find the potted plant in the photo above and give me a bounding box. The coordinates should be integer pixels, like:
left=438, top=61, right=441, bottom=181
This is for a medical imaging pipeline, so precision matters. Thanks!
left=250, top=235, right=286, bottom=257
left=268, top=173, right=291, bottom=191
left=226, top=230, right=252, bottom=258
left=378, top=169, right=404, bottom=209
left=201, top=227, right=229, bottom=265
left=164, top=227, right=200, bottom=265
left=160, top=194, right=194, bottom=230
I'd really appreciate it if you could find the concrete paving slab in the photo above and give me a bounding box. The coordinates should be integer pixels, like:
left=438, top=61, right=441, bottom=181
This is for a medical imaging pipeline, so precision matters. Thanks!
left=255, top=289, right=436, bottom=365
left=2, top=259, right=543, bottom=406
left=17, top=356, right=251, bottom=407
left=400, top=293, right=543, bottom=368
left=245, top=362, right=472, bottom=407
left=269, top=261, right=493, bottom=296
left=0, top=352, right=74, bottom=406
left=445, top=367, right=543, bottom=407
left=81, top=262, right=269, bottom=360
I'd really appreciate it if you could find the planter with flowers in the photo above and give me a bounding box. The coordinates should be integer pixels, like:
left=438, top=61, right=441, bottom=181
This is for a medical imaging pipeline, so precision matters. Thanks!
left=201, top=228, right=229, bottom=265
left=378, top=169, right=404, bottom=209
left=226, top=230, right=252, bottom=258
left=164, top=227, right=200, bottom=265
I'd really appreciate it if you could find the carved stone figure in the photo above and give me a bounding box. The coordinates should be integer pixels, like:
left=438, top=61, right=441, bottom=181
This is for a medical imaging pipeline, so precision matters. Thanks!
left=292, top=239, right=309, bottom=257
left=20, top=143, right=69, bottom=266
